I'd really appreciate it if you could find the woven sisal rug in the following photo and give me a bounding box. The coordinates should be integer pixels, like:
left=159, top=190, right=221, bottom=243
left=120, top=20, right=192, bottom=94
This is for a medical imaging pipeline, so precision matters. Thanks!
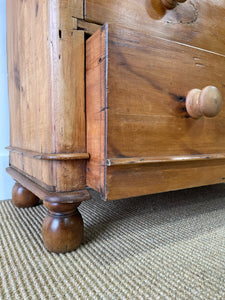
left=1, top=185, right=225, bottom=299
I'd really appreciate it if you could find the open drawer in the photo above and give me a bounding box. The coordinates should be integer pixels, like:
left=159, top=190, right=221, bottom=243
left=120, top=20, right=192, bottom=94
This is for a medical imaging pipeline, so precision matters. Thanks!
left=86, top=24, right=225, bottom=200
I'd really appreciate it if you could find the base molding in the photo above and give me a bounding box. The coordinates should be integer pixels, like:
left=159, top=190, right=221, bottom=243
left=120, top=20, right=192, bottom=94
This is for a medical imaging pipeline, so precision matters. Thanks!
left=6, top=167, right=91, bottom=204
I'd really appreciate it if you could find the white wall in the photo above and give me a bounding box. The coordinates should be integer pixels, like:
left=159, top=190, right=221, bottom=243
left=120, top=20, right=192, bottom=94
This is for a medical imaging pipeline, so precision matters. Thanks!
left=0, top=0, right=14, bottom=200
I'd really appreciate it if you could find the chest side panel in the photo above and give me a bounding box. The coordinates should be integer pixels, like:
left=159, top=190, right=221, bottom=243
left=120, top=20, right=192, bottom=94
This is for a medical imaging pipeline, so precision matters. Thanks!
left=7, top=0, right=87, bottom=192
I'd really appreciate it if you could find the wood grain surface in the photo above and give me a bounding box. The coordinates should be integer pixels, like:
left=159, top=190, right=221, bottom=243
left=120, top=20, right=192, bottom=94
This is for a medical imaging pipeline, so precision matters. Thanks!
left=106, top=160, right=225, bottom=200
left=85, top=0, right=225, bottom=55
left=106, top=153, right=225, bottom=166
left=100, top=24, right=225, bottom=158
left=86, top=25, right=108, bottom=194
left=7, top=0, right=225, bottom=201
left=7, top=167, right=91, bottom=204
left=7, top=0, right=87, bottom=192
left=86, top=23, right=225, bottom=200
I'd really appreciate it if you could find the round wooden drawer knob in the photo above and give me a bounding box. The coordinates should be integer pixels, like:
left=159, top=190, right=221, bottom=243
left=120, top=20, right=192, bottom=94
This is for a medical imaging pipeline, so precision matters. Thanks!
left=186, top=86, right=223, bottom=119
left=162, top=0, right=187, bottom=10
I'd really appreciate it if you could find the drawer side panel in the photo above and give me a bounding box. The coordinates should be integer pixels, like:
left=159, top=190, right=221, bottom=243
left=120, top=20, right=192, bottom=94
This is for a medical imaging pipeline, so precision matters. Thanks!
left=86, top=25, right=108, bottom=196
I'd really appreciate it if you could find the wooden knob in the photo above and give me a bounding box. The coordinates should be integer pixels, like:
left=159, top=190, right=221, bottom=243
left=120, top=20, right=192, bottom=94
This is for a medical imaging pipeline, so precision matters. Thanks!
left=186, top=86, right=223, bottom=119
left=161, top=0, right=187, bottom=9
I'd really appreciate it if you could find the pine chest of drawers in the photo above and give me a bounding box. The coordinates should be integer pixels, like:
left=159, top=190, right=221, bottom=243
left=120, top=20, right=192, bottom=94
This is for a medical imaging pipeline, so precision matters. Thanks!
left=7, top=0, right=225, bottom=253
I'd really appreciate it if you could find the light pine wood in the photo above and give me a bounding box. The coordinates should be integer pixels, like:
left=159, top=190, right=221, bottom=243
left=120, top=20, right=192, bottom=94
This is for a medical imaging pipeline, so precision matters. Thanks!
left=106, top=25, right=225, bottom=157
left=162, top=0, right=187, bottom=10
left=7, top=0, right=225, bottom=251
left=77, top=19, right=101, bottom=35
left=68, top=0, right=84, bottom=19
left=86, top=25, right=108, bottom=195
left=162, top=0, right=177, bottom=10
left=6, top=147, right=89, bottom=160
left=7, top=0, right=86, bottom=192
left=88, top=24, right=225, bottom=158
left=85, top=0, right=225, bottom=55
left=7, top=0, right=54, bottom=189
left=106, top=153, right=225, bottom=166
left=86, top=24, right=225, bottom=200
left=106, top=160, right=225, bottom=200
left=7, top=0, right=52, bottom=153
left=51, top=0, right=83, bottom=30
left=7, top=0, right=89, bottom=253
left=186, top=86, right=223, bottom=119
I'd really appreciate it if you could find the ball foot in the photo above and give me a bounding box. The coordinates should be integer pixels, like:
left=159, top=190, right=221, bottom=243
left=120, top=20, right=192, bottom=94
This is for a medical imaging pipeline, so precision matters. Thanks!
left=12, top=182, right=40, bottom=208
left=42, top=202, right=83, bottom=253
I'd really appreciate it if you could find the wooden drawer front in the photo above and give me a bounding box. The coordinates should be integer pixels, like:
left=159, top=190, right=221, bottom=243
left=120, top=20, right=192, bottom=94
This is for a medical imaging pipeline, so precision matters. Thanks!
left=85, top=0, right=225, bottom=55
left=86, top=24, right=225, bottom=200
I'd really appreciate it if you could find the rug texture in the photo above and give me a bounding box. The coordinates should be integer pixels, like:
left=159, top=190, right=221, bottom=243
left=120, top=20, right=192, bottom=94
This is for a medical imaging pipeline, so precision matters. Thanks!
left=1, top=185, right=225, bottom=299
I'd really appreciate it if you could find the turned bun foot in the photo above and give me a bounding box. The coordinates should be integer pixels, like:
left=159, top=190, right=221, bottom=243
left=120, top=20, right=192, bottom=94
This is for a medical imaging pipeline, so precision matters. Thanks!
left=12, top=182, right=40, bottom=208
left=42, top=202, right=84, bottom=253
